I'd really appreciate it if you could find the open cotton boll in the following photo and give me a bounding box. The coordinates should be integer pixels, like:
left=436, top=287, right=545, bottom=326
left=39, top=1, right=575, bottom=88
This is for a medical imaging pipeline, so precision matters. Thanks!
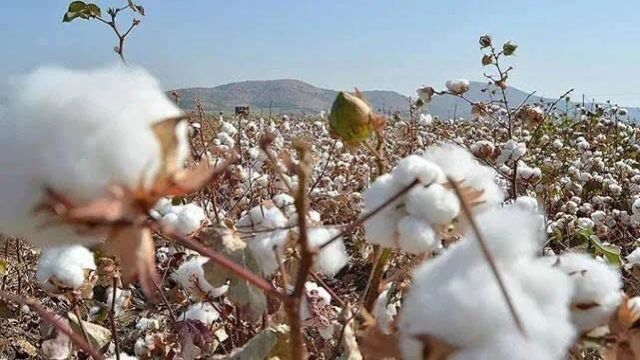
left=514, top=196, right=540, bottom=212
left=445, top=79, right=470, bottom=95
left=424, top=143, right=505, bottom=206
left=0, top=65, right=188, bottom=248
left=171, top=256, right=228, bottom=298
left=397, top=216, right=438, bottom=254
left=182, top=302, right=220, bottom=326
left=405, top=183, right=460, bottom=225
left=399, top=209, right=576, bottom=359
left=105, top=287, right=132, bottom=316
left=307, top=227, right=348, bottom=276
left=301, top=281, right=332, bottom=320
left=273, top=194, right=295, bottom=214
left=237, top=204, right=288, bottom=231
left=373, top=288, right=399, bottom=335
left=36, top=245, right=96, bottom=291
left=363, top=174, right=406, bottom=248
left=174, top=203, right=206, bottom=235
left=391, top=154, right=445, bottom=186
left=543, top=253, right=623, bottom=332
left=247, top=230, right=290, bottom=276
left=626, top=246, right=640, bottom=270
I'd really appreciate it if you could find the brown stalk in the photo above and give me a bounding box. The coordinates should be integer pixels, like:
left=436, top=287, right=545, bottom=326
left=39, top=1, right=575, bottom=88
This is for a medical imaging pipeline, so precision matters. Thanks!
left=286, top=141, right=313, bottom=360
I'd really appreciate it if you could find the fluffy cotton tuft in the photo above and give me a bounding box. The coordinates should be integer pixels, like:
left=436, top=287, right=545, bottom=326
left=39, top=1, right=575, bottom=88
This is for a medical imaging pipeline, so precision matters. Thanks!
left=0, top=65, right=188, bottom=248
left=540, top=253, right=623, bottom=332
left=158, top=202, right=207, bottom=235
left=362, top=144, right=505, bottom=255
left=36, top=245, right=96, bottom=291
left=307, top=227, right=349, bottom=276
left=171, top=256, right=228, bottom=298
left=399, top=207, right=576, bottom=359
left=182, top=302, right=220, bottom=326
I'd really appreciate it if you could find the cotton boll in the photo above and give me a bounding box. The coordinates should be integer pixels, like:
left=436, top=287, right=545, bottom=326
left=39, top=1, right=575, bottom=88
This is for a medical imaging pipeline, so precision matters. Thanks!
left=399, top=207, right=576, bottom=358
left=373, top=288, right=399, bottom=335
left=171, top=256, right=228, bottom=298
left=397, top=216, right=438, bottom=254
left=514, top=196, right=539, bottom=212
left=363, top=174, right=406, bottom=248
left=546, top=253, right=623, bottom=332
left=424, top=143, right=505, bottom=206
left=105, top=287, right=132, bottom=316
left=273, top=194, right=295, bottom=214
left=405, top=184, right=460, bottom=225
left=301, top=281, right=332, bottom=320
left=445, top=79, right=470, bottom=95
left=247, top=230, right=290, bottom=276
left=392, top=155, right=445, bottom=186
left=160, top=212, right=179, bottom=231
left=0, top=65, right=187, bottom=248
left=174, top=203, right=206, bottom=235
left=36, top=245, right=96, bottom=291
left=626, top=246, right=640, bottom=270
left=400, top=257, right=574, bottom=359
left=307, top=227, right=348, bottom=276
left=182, top=302, right=219, bottom=326
left=237, top=204, right=288, bottom=231
left=154, top=198, right=174, bottom=216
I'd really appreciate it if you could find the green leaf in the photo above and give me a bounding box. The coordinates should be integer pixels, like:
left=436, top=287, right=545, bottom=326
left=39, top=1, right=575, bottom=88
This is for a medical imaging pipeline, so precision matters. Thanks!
left=68, top=1, right=87, bottom=12
left=86, top=4, right=101, bottom=17
left=589, top=235, right=622, bottom=267
left=62, top=11, right=82, bottom=22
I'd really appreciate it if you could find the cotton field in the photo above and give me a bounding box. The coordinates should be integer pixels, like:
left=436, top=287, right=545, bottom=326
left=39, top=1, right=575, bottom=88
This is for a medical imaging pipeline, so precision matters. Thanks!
left=3, top=23, right=640, bottom=360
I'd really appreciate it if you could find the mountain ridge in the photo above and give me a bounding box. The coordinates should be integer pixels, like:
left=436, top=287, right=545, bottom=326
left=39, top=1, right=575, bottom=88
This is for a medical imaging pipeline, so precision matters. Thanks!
left=171, top=79, right=640, bottom=120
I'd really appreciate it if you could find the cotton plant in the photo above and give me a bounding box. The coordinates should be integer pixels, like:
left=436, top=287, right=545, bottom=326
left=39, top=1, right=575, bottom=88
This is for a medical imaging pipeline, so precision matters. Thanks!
left=0, top=65, right=225, bottom=296
left=363, top=143, right=504, bottom=254
left=398, top=206, right=576, bottom=359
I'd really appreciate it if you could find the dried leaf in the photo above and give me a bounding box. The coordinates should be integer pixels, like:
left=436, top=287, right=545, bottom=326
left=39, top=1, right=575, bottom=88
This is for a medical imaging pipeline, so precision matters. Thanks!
left=415, top=334, right=457, bottom=360
left=103, top=226, right=159, bottom=299
left=68, top=312, right=112, bottom=351
left=175, top=319, right=212, bottom=360
left=151, top=115, right=188, bottom=185
left=202, top=231, right=266, bottom=322
left=359, top=325, right=402, bottom=360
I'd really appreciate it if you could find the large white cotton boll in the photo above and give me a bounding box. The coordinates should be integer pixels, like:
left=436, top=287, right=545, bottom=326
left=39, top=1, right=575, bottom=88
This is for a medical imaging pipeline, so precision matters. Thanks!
left=0, top=65, right=188, bottom=248
left=36, top=245, right=96, bottom=291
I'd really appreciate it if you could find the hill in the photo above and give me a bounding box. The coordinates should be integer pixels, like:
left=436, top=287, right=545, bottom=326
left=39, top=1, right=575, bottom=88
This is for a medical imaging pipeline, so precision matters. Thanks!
left=171, top=79, right=640, bottom=120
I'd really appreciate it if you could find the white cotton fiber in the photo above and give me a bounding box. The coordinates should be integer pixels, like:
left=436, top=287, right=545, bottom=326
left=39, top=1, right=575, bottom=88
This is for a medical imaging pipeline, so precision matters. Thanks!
left=397, top=216, right=438, bottom=254
left=405, top=184, right=460, bottom=225
left=541, top=252, right=623, bottom=332
left=307, top=227, right=348, bottom=276
left=182, top=302, right=219, bottom=326
left=424, top=143, right=505, bottom=206
left=36, top=245, right=96, bottom=291
left=399, top=208, right=576, bottom=359
left=171, top=256, right=228, bottom=298
left=0, top=65, right=188, bottom=248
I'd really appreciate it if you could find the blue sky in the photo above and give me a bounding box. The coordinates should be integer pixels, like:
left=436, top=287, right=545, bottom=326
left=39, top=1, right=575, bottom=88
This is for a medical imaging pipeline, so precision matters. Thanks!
left=2, top=0, right=640, bottom=105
